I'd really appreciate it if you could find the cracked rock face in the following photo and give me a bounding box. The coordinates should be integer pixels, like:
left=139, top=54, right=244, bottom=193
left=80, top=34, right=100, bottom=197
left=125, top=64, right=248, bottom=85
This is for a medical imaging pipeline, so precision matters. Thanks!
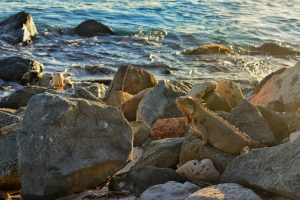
left=18, top=93, right=133, bottom=200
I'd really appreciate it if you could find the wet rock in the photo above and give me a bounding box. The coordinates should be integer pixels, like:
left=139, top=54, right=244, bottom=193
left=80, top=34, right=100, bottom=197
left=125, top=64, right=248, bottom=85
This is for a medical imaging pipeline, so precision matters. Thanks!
left=219, top=100, right=277, bottom=146
left=19, top=93, right=133, bottom=199
left=186, top=183, right=262, bottom=200
left=140, top=181, right=199, bottom=200
left=0, top=86, right=47, bottom=109
left=250, top=62, right=300, bottom=111
left=0, top=111, right=22, bottom=129
left=122, top=88, right=152, bottom=121
left=137, top=80, right=192, bottom=127
left=130, top=120, right=151, bottom=147
left=257, top=105, right=289, bottom=143
left=255, top=43, right=299, bottom=56
left=136, top=137, right=184, bottom=169
left=109, top=166, right=187, bottom=194
left=108, top=65, right=157, bottom=95
left=0, top=57, right=43, bottom=83
left=151, top=117, right=185, bottom=140
left=177, top=159, right=220, bottom=186
left=182, top=44, right=235, bottom=55
left=0, top=132, right=20, bottom=190
left=0, top=11, right=38, bottom=44
left=179, top=132, right=235, bottom=172
left=221, top=138, right=300, bottom=200
left=74, top=19, right=115, bottom=37
left=104, top=91, right=133, bottom=109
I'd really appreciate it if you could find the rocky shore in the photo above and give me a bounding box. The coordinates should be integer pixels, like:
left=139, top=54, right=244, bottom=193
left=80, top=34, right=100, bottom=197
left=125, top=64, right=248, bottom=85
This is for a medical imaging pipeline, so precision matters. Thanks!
left=0, top=12, right=300, bottom=200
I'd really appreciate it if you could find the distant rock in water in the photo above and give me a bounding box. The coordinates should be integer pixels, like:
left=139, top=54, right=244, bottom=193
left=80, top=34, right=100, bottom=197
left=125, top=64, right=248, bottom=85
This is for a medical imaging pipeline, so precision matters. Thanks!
left=74, top=19, right=115, bottom=37
left=182, top=44, right=235, bottom=55
left=0, top=57, right=43, bottom=84
left=0, top=11, right=38, bottom=44
left=255, top=43, right=299, bottom=56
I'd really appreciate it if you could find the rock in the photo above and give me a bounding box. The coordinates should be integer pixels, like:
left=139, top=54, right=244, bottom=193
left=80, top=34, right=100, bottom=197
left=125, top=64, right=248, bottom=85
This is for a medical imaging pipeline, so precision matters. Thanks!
left=136, top=137, right=184, bottom=169
left=221, top=138, right=300, bottom=200
left=289, top=131, right=300, bottom=142
left=282, top=109, right=300, bottom=133
left=130, top=120, right=151, bottom=147
left=203, top=91, right=231, bottom=112
left=104, top=91, right=133, bottom=109
left=0, top=111, right=22, bottom=129
left=108, top=65, right=157, bottom=95
left=140, top=181, right=199, bottom=200
left=255, top=43, right=299, bottom=56
left=0, top=108, right=16, bottom=114
left=38, top=73, right=53, bottom=87
left=0, top=132, right=20, bottom=190
left=0, top=86, right=47, bottom=109
left=182, top=44, right=235, bottom=55
left=151, top=118, right=185, bottom=140
left=122, top=88, right=152, bottom=121
left=179, top=132, right=235, bottom=172
left=186, top=183, right=262, bottom=200
left=266, top=100, right=286, bottom=112
left=18, top=93, right=133, bottom=199
left=250, top=62, right=300, bottom=111
left=176, top=159, right=220, bottom=185
left=256, top=105, right=289, bottom=143
left=219, top=100, right=277, bottom=146
left=109, top=166, right=187, bottom=194
left=86, top=83, right=108, bottom=98
left=74, top=19, right=115, bottom=37
left=137, top=80, right=192, bottom=127
left=0, top=11, right=38, bottom=44
left=72, top=86, right=104, bottom=103
left=0, top=57, right=43, bottom=83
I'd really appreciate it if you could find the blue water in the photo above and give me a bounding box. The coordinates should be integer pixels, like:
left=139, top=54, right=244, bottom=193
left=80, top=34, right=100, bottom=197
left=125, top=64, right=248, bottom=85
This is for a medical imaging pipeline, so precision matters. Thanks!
left=0, top=0, right=299, bottom=86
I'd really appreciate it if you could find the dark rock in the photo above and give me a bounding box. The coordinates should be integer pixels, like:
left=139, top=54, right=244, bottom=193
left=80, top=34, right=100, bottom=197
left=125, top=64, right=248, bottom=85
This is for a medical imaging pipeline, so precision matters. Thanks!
left=137, top=80, right=192, bottom=127
left=0, top=86, right=47, bottom=109
left=74, top=19, right=115, bottom=37
left=0, top=132, right=20, bottom=190
left=182, top=44, right=235, bottom=55
left=72, top=86, right=104, bottom=103
left=130, top=120, right=151, bottom=147
left=0, top=57, right=43, bottom=83
left=0, top=11, right=38, bottom=44
left=18, top=93, right=133, bottom=199
left=221, top=138, right=300, bottom=200
left=109, top=166, right=187, bottom=194
left=255, top=43, right=299, bottom=56
left=0, top=111, right=22, bottom=129
left=135, top=137, right=184, bottom=169
left=108, top=65, right=157, bottom=95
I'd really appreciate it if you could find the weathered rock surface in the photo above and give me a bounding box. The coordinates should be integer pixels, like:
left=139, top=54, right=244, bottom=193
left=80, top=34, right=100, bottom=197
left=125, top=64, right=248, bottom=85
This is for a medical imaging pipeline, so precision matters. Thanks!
left=109, top=166, right=187, bottom=194
left=282, top=109, right=300, bottom=133
left=255, top=43, right=299, bottom=56
left=140, top=181, right=199, bottom=200
left=186, top=183, right=262, bottom=200
left=137, top=80, right=192, bottom=126
left=0, top=111, right=22, bottom=129
left=221, top=138, right=300, bottom=200
left=136, top=137, right=184, bottom=169
left=257, top=105, right=289, bottom=143
left=72, top=86, right=104, bottom=103
left=0, top=11, right=38, bottom=44
left=18, top=93, right=133, bottom=199
left=219, top=100, right=277, bottom=146
left=0, top=132, right=20, bottom=190
left=179, top=132, right=235, bottom=172
left=74, top=19, right=115, bottom=37
left=177, top=159, right=220, bottom=185
left=130, top=120, right=151, bottom=147
left=151, top=117, right=185, bottom=140
left=250, top=62, right=300, bottom=111
left=103, top=91, right=133, bottom=109
left=182, top=44, right=234, bottom=55
left=108, top=65, right=157, bottom=95
left=0, top=57, right=43, bottom=83
left=0, top=86, right=47, bottom=109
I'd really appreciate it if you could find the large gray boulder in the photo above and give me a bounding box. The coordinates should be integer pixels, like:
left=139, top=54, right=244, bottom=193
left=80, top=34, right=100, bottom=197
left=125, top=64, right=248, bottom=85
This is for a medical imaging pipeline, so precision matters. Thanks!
left=221, top=138, right=300, bottom=200
left=0, top=11, right=38, bottom=44
left=185, top=183, right=262, bottom=200
left=137, top=80, right=192, bottom=127
left=0, top=132, right=20, bottom=190
left=74, top=19, right=115, bottom=37
left=0, top=57, right=43, bottom=83
left=140, top=181, right=199, bottom=200
left=0, top=86, right=47, bottom=109
left=18, top=93, right=133, bottom=199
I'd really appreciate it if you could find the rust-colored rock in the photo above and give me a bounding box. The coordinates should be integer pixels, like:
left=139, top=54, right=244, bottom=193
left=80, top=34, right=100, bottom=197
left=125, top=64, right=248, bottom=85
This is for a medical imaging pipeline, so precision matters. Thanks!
left=151, top=118, right=185, bottom=140
left=182, top=44, right=234, bottom=55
